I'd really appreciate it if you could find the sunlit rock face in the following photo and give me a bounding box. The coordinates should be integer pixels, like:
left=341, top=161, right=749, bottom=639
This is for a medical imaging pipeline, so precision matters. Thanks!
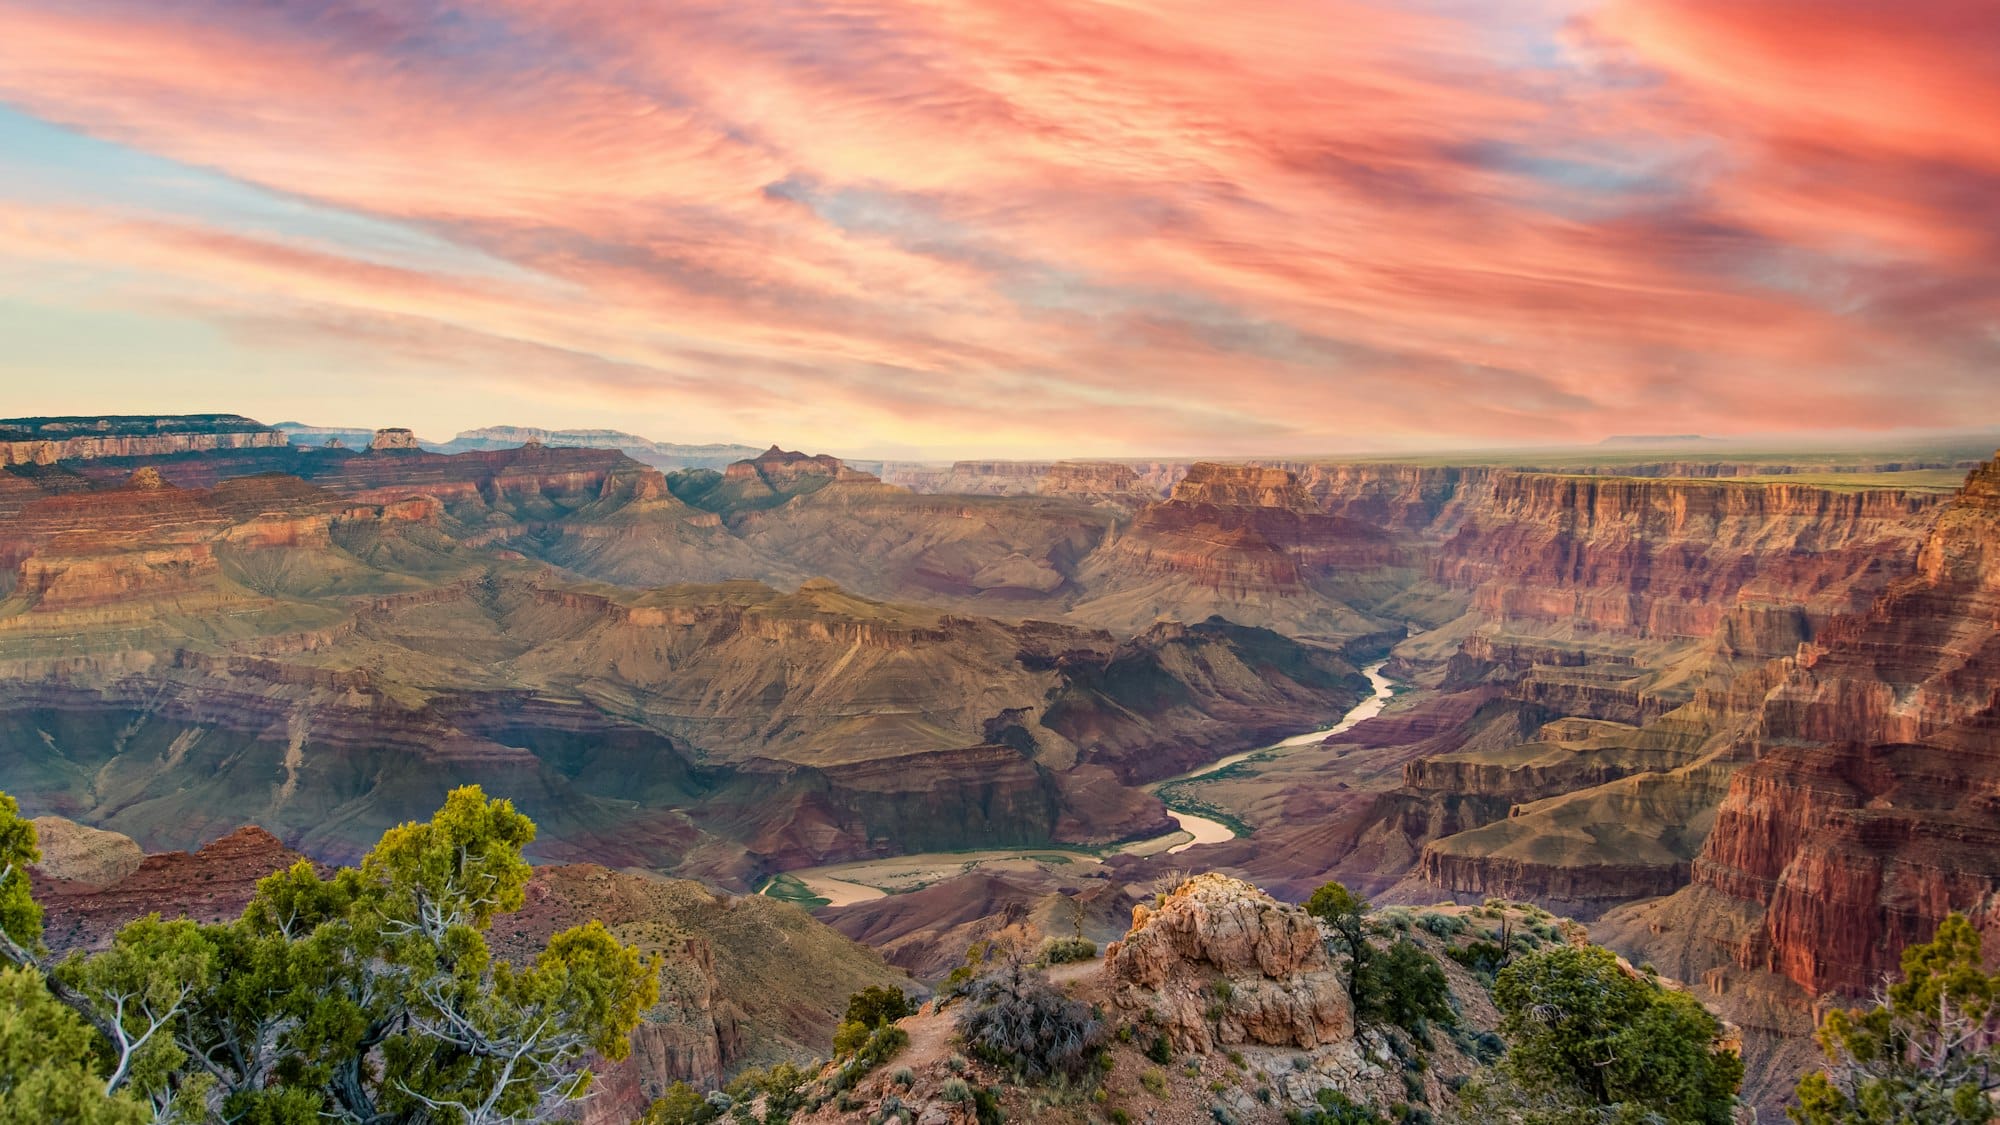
left=1103, top=873, right=1352, bottom=1054
left=1688, top=451, right=2000, bottom=996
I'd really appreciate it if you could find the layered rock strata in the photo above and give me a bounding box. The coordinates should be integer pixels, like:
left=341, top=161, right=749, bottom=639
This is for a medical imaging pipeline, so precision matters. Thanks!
left=1674, top=451, right=2000, bottom=996
left=0, top=414, right=287, bottom=466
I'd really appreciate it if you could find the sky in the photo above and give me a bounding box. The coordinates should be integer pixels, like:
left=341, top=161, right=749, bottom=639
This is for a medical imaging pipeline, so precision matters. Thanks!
left=0, top=0, right=1995, bottom=459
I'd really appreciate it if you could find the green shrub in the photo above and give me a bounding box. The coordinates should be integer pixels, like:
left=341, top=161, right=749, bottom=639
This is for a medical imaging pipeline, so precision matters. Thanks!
left=1355, top=940, right=1454, bottom=1034
left=1306, top=881, right=1373, bottom=1001
left=833, top=1019, right=870, bottom=1057
left=955, top=962, right=1106, bottom=1081
left=870, top=1093, right=908, bottom=1125
left=943, top=941, right=995, bottom=996
left=1146, top=1034, right=1172, bottom=1064
left=644, top=1081, right=721, bottom=1125
left=1140, top=1069, right=1167, bottom=1096
left=1794, top=913, right=2000, bottom=1125
left=851, top=1025, right=909, bottom=1075
left=845, top=985, right=914, bottom=1029
left=1444, top=939, right=1508, bottom=977
left=1034, top=935, right=1099, bottom=964
left=724, top=1068, right=767, bottom=1102
left=752, top=1061, right=811, bottom=1125
left=1285, top=1088, right=1387, bottom=1125
left=971, top=1085, right=1004, bottom=1125
left=941, top=1077, right=974, bottom=1103
left=0, top=787, right=657, bottom=1125
left=1483, top=945, right=1740, bottom=1124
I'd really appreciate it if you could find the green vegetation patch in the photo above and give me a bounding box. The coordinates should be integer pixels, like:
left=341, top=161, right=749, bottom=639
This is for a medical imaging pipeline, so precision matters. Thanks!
left=758, top=873, right=833, bottom=910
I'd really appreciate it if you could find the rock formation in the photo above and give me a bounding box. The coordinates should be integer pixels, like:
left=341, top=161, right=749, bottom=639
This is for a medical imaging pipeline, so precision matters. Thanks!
left=1075, top=463, right=1408, bottom=638
left=365, top=427, right=422, bottom=452
left=30, top=826, right=307, bottom=955
left=1103, top=874, right=1351, bottom=1053
left=0, top=414, right=288, bottom=466
left=28, top=817, right=145, bottom=887
left=878, top=460, right=1164, bottom=502
left=1428, top=472, right=1941, bottom=644
left=726, top=446, right=877, bottom=489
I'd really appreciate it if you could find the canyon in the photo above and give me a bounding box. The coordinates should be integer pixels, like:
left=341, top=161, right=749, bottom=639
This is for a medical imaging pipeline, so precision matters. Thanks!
left=2, top=414, right=1996, bottom=1113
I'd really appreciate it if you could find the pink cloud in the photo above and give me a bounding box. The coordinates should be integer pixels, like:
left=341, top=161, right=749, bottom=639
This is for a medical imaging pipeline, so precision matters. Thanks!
left=0, top=0, right=1993, bottom=454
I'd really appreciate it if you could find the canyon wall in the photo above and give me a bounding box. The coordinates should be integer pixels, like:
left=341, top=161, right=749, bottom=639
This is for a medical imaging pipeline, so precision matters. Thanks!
left=1675, top=451, right=2000, bottom=997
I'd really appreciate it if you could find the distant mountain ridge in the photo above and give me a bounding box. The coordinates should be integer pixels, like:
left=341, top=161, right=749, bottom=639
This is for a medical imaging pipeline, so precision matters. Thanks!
left=437, top=426, right=763, bottom=470
left=4, top=414, right=288, bottom=465
left=274, top=421, right=762, bottom=470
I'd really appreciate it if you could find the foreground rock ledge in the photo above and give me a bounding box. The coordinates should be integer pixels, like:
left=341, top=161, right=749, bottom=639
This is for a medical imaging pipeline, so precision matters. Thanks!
left=1103, top=873, right=1352, bottom=1054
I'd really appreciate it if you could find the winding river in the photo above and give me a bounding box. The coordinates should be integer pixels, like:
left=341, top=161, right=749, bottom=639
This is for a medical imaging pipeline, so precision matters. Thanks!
left=1149, top=659, right=1397, bottom=853
left=760, top=658, right=1398, bottom=904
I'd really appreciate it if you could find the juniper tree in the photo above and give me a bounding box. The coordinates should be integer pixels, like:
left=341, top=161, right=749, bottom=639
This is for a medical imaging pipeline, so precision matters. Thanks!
left=0, top=786, right=660, bottom=1125
left=1793, top=913, right=2000, bottom=1125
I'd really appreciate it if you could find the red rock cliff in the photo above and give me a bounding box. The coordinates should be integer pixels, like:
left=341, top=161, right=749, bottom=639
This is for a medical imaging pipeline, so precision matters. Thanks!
left=1430, top=473, right=1940, bottom=645
left=1688, top=452, right=2000, bottom=996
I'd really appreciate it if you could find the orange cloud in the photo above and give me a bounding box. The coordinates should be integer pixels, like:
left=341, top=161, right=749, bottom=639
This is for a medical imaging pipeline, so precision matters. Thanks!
left=0, top=0, right=1993, bottom=454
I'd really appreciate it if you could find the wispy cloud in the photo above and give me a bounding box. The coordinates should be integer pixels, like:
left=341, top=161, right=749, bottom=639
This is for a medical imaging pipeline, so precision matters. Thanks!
left=0, top=0, right=1993, bottom=455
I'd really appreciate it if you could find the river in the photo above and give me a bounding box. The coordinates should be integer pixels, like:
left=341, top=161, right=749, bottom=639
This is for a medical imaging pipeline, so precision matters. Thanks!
left=1150, top=658, right=1396, bottom=853
left=760, top=658, right=1398, bottom=901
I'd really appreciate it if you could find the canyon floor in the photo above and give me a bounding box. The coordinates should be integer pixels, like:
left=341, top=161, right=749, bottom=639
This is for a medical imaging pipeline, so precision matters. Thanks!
left=5, top=415, right=1999, bottom=1118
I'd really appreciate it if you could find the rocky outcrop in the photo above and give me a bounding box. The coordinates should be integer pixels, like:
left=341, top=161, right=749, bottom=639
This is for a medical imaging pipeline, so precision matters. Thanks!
left=365, top=427, right=422, bottom=452
left=1678, top=452, right=2000, bottom=997
left=725, top=446, right=877, bottom=490
left=1103, top=874, right=1351, bottom=1053
left=30, top=826, right=306, bottom=955
left=28, top=817, right=145, bottom=887
left=1170, top=464, right=1320, bottom=511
